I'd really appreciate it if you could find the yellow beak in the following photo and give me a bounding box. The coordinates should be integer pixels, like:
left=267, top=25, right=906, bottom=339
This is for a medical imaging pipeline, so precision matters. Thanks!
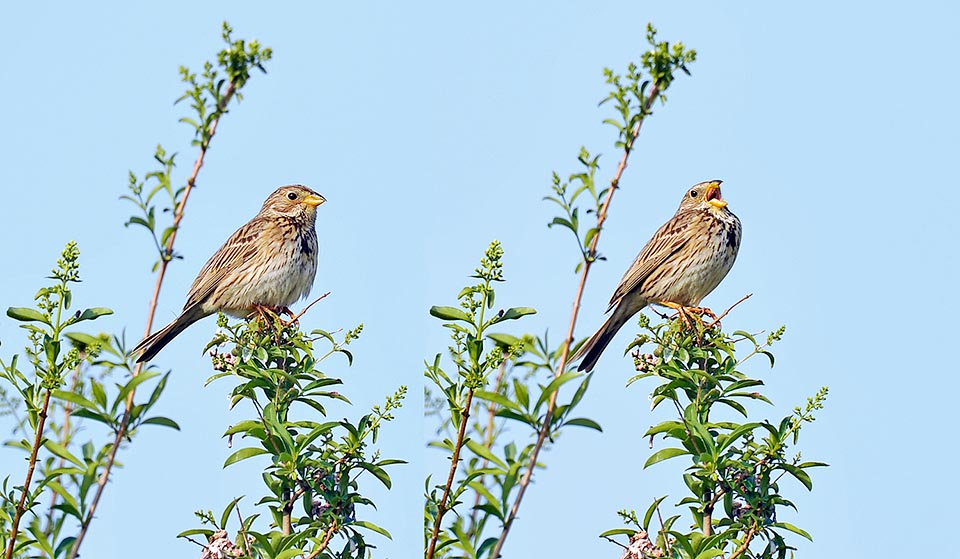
left=303, top=194, right=326, bottom=207
left=705, top=182, right=727, bottom=209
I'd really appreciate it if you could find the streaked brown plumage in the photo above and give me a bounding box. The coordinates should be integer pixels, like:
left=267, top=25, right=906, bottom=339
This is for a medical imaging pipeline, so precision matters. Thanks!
left=133, top=185, right=326, bottom=362
left=572, top=180, right=741, bottom=372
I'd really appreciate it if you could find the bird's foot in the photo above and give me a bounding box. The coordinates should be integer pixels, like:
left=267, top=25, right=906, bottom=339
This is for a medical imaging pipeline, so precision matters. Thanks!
left=659, top=301, right=697, bottom=330
left=250, top=305, right=285, bottom=328
left=687, top=306, right=721, bottom=329
left=280, top=306, right=301, bottom=328
left=657, top=302, right=721, bottom=339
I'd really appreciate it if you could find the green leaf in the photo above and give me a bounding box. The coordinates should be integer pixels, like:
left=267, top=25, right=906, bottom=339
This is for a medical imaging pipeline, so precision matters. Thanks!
left=353, top=520, right=392, bottom=539
left=487, top=332, right=521, bottom=347
left=495, top=307, right=537, bottom=322
left=776, top=463, right=814, bottom=490
left=643, top=496, right=668, bottom=530
left=52, top=390, right=98, bottom=411
left=224, top=447, right=269, bottom=467
left=563, top=417, right=602, bottom=432
left=717, top=422, right=759, bottom=452
left=534, top=371, right=582, bottom=411
left=358, top=462, right=392, bottom=489
left=220, top=497, right=241, bottom=530
left=598, top=528, right=637, bottom=538
left=771, top=521, right=813, bottom=541
left=44, top=440, right=84, bottom=468
left=548, top=216, right=575, bottom=232
left=73, top=307, right=114, bottom=323
left=643, top=447, right=688, bottom=468
left=6, top=307, right=49, bottom=324
left=64, top=332, right=103, bottom=347
left=275, top=549, right=305, bottom=559
left=473, top=390, right=521, bottom=413
left=141, top=416, right=181, bottom=430
left=116, top=370, right=161, bottom=403
left=465, top=439, right=507, bottom=470
left=429, top=306, right=472, bottom=322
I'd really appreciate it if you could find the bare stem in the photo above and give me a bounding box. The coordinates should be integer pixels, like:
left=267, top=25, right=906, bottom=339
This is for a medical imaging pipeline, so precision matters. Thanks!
left=490, top=82, right=661, bottom=559
left=726, top=526, right=757, bottom=559
left=425, top=388, right=475, bottom=559
left=282, top=489, right=293, bottom=535
left=4, top=390, right=53, bottom=559
left=66, top=81, right=238, bottom=559
left=304, top=524, right=338, bottom=559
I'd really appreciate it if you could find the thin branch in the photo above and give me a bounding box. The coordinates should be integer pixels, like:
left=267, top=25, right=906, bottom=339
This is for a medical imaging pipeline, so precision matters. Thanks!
left=703, top=487, right=725, bottom=537
left=288, top=292, right=331, bottom=324
left=490, top=81, right=661, bottom=559
left=235, top=503, right=249, bottom=556
left=470, top=353, right=509, bottom=527
left=67, top=81, right=238, bottom=559
left=304, top=524, right=338, bottom=559
left=45, top=357, right=83, bottom=532
left=726, top=526, right=757, bottom=559
left=709, top=293, right=752, bottom=326
left=425, top=388, right=476, bottom=559
left=4, top=390, right=53, bottom=559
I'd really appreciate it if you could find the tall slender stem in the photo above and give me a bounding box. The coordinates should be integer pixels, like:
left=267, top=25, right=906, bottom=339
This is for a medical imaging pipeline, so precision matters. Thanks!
left=4, top=390, right=52, bottom=559
left=66, top=82, right=237, bottom=559
left=425, top=388, right=476, bottom=559
left=490, top=83, right=661, bottom=558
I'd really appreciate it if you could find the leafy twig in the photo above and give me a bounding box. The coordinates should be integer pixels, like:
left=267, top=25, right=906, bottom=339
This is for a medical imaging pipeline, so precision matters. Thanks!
left=490, top=58, right=665, bottom=559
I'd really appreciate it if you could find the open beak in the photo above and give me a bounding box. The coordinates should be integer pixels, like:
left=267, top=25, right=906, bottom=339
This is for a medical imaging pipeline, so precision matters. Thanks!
left=303, top=193, right=326, bottom=207
left=705, top=182, right=727, bottom=209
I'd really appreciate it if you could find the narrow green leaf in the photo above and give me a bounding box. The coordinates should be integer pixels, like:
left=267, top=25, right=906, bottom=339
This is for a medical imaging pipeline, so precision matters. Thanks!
left=776, top=463, right=814, bottom=490
left=358, top=462, right=392, bottom=489
left=44, top=440, right=84, bottom=468
left=563, top=417, right=602, bottom=431
left=116, top=370, right=161, bottom=402
left=52, top=390, right=98, bottom=411
left=598, top=528, right=636, bottom=538
left=224, top=447, right=269, bottom=467
left=6, top=307, right=49, bottom=324
left=353, top=520, right=392, bottom=539
left=771, top=521, right=813, bottom=541
left=643, top=447, right=688, bottom=468
left=473, top=390, right=521, bottom=413
left=141, top=416, right=181, bottom=430
left=429, top=306, right=472, bottom=322
left=487, top=332, right=521, bottom=347
left=534, top=371, right=582, bottom=411
left=465, top=439, right=507, bottom=470
left=64, top=332, right=102, bottom=347
left=495, top=307, right=537, bottom=322
left=73, top=307, right=114, bottom=323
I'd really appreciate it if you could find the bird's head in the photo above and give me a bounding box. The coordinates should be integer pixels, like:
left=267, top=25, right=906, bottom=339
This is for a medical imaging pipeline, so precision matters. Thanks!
left=262, top=185, right=326, bottom=221
left=679, top=180, right=728, bottom=213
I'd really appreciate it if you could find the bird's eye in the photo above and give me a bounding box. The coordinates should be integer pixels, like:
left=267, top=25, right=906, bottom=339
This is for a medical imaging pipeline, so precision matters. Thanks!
left=287, top=192, right=298, bottom=200
left=689, top=190, right=698, bottom=198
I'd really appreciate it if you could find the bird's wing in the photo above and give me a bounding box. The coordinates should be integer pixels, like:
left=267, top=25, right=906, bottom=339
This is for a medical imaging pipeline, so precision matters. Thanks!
left=607, top=212, right=692, bottom=310
left=183, top=218, right=264, bottom=309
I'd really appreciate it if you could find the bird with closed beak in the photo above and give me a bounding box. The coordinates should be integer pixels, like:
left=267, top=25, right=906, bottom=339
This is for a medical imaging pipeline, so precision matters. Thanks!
left=133, top=184, right=326, bottom=362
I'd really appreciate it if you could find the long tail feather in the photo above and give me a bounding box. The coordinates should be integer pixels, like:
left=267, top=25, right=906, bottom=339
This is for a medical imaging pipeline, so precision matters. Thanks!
left=571, top=305, right=633, bottom=372
left=133, top=309, right=204, bottom=363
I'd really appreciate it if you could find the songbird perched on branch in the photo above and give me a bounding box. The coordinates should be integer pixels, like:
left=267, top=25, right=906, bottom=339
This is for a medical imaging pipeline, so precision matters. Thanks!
left=573, top=180, right=741, bottom=372
left=133, top=185, right=326, bottom=362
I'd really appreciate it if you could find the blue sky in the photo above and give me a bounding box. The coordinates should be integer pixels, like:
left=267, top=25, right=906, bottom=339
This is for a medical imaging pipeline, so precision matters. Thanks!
left=2, top=2, right=959, bottom=558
